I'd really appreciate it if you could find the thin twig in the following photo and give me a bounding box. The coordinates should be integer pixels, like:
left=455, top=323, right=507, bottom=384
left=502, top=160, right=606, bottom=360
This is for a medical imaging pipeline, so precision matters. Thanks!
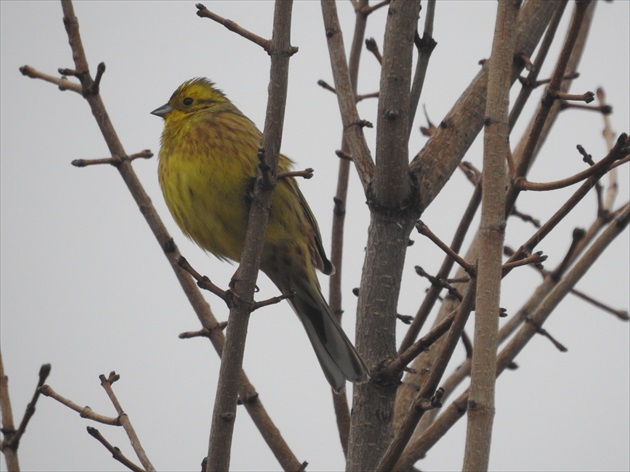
left=510, top=206, right=541, bottom=227
left=398, top=184, right=481, bottom=354
left=72, top=150, right=153, bottom=168
left=414, top=266, right=463, bottom=301
left=321, top=0, right=375, bottom=187
left=277, top=168, right=314, bottom=180
left=502, top=251, right=547, bottom=275
left=570, top=287, right=629, bottom=321
left=99, top=372, right=155, bottom=471
left=327, top=0, right=370, bottom=454
left=516, top=140, right=627, bottom=191
left=317, top=79, right=336, bottom=94
left=359, top=0, right=391, bottom=15
left=416, top=221, right=476, bottom=276
left=388, top=308, right=458, bottom=376
left=408, top=0, right=437, bottom=137
left=555, top=90, right=594, bottom=102
left=177, top=256, right=229, bottom=302
left=19, top=64, right=82, bottom=93
left=195, top=3, right=298, bottom=56
left=251, top=290, right=295, bottom=311
left=365, top=37, right=383, bottom=64
left=505, top=134, right=629, bottom=271
left=86, top=427, right=145, bottom=472
left=0, top=354, right=48, bottom=469
left=40, top=384, right=120, bottom=425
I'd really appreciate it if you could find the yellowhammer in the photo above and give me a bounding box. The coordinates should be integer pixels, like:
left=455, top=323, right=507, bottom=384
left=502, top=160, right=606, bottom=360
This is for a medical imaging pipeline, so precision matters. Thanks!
left=152, top=78, right=367, bottom=390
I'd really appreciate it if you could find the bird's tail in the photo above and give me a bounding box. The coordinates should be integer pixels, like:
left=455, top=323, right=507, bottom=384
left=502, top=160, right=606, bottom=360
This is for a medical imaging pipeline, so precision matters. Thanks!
left=287, top=279, right=368, bottom=391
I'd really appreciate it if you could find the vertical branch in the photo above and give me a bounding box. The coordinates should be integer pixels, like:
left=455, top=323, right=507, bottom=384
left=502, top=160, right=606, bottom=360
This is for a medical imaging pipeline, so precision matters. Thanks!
left=463, top=1, right=519, bottom=470
left=397, top=1, right=567, bottom=437
left=371, top=0, right=420, bottom=205
left=204, top=2, right=294, bottom=471
left=596, top=88, right=619, bottom=212
left=320, top=0, right=375, bottom=187
left=347, top=1, right=422, bottom=470
left=0, top=351, right=20, bottom=472
left=408, top=0, right=437, bottom=137
left=329, top=0, right=370, bottom=454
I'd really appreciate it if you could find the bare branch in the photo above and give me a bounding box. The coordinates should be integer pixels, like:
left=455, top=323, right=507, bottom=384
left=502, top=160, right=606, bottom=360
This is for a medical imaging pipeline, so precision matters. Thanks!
left=0, top=354, right=49, bottom=469
left=86, top=427, right=145, bottom=472
left=195, top=3, right=298, bottom=56
left=408, top=0, right=437, bottom=137
left=71, top=150, right=153, bottom=168
left=365, top=37, right=383, bottom=64
left=277, top=168, right=314, bottom=180
left=177, top=257, right=230, bottom=303
left=411, top=1, right=561, bottom=210
left=464, top=3, right=519, bottom=467
left=378, top=284, right=477, bottom=472
left=205, top=2, right=295, bottom=470
left=502, top=251, right=547, bottom=275
left=397, top=184, right=481, bottom=355
left=321, top=0, right=375, bottom=187
left=19, top=64, right=82, bottom=93
left=416, top=221, right=476, bottom=277
left=396, top=204, right=629, bottom=470
left=39, top=384, right=120, bottom=425
left=99, top=372, right=155, bottom=471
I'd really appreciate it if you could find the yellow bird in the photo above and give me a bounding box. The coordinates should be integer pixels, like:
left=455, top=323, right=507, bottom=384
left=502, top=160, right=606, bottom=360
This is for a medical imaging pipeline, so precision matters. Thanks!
left=152, top=78, right=367, bottom=390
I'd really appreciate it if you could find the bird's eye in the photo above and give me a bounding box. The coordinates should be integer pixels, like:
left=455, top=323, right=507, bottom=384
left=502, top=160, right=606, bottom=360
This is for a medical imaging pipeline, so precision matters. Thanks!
left=183, top=97, right=194, bottom=107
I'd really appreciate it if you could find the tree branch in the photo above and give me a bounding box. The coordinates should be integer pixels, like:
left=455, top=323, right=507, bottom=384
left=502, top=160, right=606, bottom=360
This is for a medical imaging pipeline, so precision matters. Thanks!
left=205, top=2, right=294, bottom=470
left=99, top=372, right=155, bottom=471
left=327, top=0, right=370, bottom=455
left=379, top=284, right=477, bottom=472
left=320, top=0, right=375, bottom=188
left=463, top=1, right=518, bottom=469
left=410, top=0, right=560, bottom=211
left=347, top=1, right=423, bottom=470
left=395, top=204, right=629, bottom=469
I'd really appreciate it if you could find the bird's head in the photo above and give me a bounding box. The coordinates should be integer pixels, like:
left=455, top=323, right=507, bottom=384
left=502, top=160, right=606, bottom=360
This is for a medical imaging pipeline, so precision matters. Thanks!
left=151, top=77, right=233, bottom=121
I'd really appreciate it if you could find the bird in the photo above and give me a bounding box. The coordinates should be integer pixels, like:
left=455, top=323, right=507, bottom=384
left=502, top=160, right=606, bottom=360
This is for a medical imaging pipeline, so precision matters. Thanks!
left=152, top=78, right=367, bottom=390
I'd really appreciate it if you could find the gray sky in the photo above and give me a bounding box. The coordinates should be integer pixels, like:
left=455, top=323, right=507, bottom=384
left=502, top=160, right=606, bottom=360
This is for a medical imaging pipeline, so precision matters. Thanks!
left=1, top=1, right=628, bottom=471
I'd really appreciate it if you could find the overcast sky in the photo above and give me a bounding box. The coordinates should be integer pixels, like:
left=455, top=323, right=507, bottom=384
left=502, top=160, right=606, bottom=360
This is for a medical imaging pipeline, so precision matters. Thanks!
left=1, top=1, right=628, bottom=471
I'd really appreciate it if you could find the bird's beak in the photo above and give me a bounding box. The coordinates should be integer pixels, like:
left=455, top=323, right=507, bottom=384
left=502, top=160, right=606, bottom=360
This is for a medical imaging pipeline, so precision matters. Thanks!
left=151, top=103, right=173, bottom=118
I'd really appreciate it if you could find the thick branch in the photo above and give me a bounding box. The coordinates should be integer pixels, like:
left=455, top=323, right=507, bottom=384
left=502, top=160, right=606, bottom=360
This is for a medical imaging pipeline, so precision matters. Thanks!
left=410, top=0, right=560, bottom=211
left=205, top=2, right=294, bottom=471
left=347, top=1, right=422, bottom=470
left=320, top=0, right=375, bottom=187
left=463, top=1, right=518, bottom=469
